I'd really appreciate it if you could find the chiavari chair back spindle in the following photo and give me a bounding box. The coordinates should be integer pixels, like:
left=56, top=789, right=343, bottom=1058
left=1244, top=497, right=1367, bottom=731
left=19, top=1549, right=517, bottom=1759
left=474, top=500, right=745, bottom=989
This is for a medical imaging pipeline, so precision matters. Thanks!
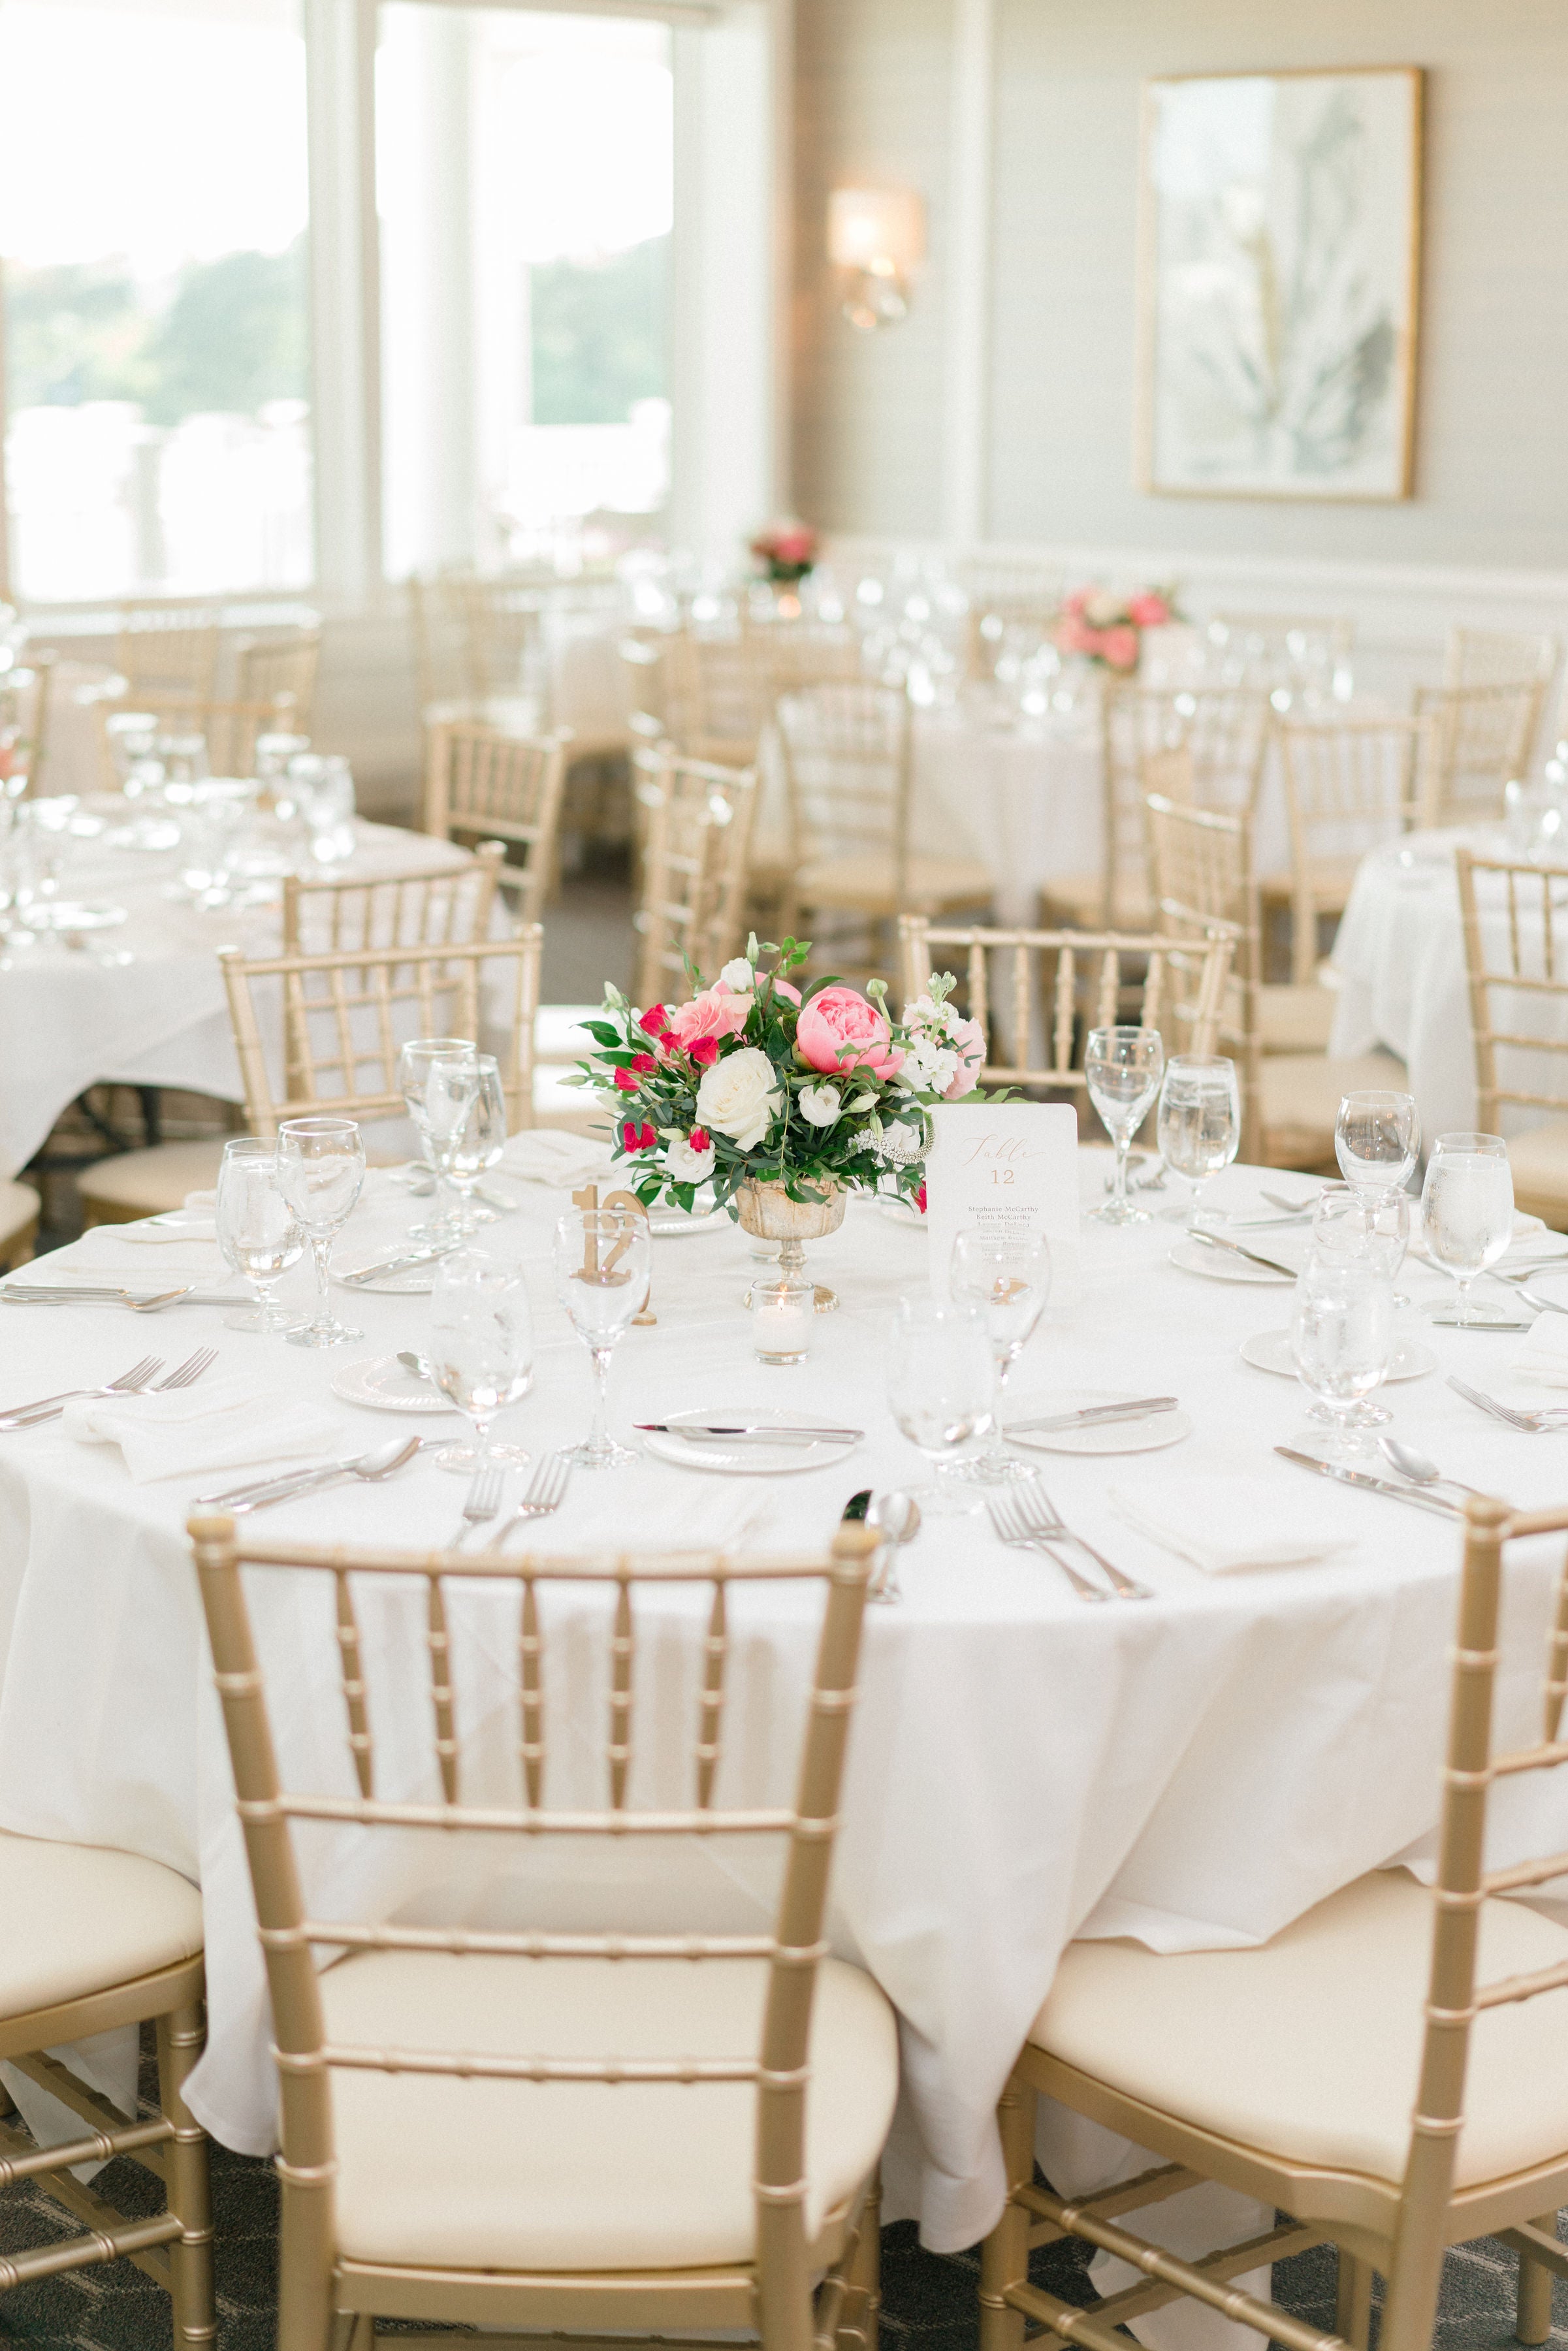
left=234, top=625, right=323, bottom=735
left=282, top=841, right=505, bottom=957
left=1456, top=846, right=1568, bottom=1226
left=455, top=575, right=552, bottom=705
left=187, top=1512, right=891, bottom=2349
left=1413, top=681, right=1546, bottom=826
left=421, top=721, right=568, bottom=925
left=1274, top=716, right=1439, bottom=984
left=1445, top=625, right=1561, bottom=696
left=632, top=741, right=759, bottom=1006
left=113, top=602, right=222, bottom=703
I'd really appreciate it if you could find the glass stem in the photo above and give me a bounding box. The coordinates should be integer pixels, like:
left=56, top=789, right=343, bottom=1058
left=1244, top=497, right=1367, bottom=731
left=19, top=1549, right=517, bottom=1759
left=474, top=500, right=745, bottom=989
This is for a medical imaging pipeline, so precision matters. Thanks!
left=1455, top=1273, right=1474, bottom=1326
left=1113, top=1128, right=1132, bottom=1205
left=310, top=1234, right=332, bottom=1328
left=255, top=1276, right=278, bottom=1328
left=588, top=1346, right=613, bottom=1454
left=469, top=1409, right=493, bottom=1469
left=987, top=1356, right=1012, bottom=1463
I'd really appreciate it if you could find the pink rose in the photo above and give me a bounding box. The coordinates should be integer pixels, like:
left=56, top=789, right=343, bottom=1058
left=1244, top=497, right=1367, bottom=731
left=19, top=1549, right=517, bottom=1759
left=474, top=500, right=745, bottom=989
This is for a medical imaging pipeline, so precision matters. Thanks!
left=1055, top=615, right=1094, bottom=656
left=667, top=987, right=752, bottom=1049
left=1127, top=593, right=1170, bottom=628
left=1101, top=626, right=1140, bottom=672
left=944, top=1012, right=987, bottom=1098
left=768, top=976, right=803, bottom=1006
left=795, top=985, right=904, bottom=1080
left=620, top=1119, right=656, bottom=1153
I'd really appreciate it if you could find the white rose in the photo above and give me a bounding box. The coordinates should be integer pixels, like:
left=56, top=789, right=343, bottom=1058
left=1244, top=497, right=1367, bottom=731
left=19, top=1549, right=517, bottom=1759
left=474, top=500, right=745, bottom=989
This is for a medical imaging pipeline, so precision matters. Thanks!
left=665, top=1127, right=716, bottom=1182
left=696, top=1047, right=781, bottom=1150
left=718, top=957, right=756, bottom=995
left=798, top=1082, right=841, bottom=1128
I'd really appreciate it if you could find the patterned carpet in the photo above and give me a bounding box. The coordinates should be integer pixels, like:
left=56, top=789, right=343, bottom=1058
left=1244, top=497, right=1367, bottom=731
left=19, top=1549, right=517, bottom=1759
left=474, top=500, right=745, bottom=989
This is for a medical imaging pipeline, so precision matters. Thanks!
left=1, top=2041, right=1563, bottom=2351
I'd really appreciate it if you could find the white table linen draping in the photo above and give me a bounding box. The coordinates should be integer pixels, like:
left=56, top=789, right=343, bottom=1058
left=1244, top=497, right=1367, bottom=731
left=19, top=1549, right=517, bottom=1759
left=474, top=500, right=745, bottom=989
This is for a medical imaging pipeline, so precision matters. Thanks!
left=2, top=1154, right=1568, bottom=2263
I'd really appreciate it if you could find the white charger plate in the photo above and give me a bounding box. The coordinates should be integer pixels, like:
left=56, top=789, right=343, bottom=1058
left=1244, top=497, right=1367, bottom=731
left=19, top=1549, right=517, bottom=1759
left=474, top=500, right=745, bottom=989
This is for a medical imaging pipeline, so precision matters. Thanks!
left=1006, top=1388, right=1192, bottom=1456
left=1241, top=1329, right=1437, bottom=1382
left=1170, top=1239, right=1295, bottom=1286
left=330, top=1355, right=458, bottom=1414
left=641, top=1405, right=861, bottom=1476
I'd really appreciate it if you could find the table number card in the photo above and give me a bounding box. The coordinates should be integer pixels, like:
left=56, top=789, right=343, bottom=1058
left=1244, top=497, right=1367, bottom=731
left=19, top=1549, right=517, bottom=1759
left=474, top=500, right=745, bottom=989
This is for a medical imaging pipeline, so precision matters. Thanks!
left=925, top=1102, right=1081, bottom=1298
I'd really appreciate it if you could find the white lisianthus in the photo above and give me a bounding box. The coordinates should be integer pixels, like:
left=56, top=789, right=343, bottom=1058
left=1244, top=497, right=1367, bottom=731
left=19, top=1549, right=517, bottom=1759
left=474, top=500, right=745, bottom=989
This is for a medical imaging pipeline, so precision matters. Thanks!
left=665, top=1127, right=717, bottom=1182
left=696, top=1047, right=782, bottom=1150
left=896, top=1035, right=960, bottom=1095
left=718, top=956, right=756, bottom=995
left=798, top=1081, right=842, bottom=1127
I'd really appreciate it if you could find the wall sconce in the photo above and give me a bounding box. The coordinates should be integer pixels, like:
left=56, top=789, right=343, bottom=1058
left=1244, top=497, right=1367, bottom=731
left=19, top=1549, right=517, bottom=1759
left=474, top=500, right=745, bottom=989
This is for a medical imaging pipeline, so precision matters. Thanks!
left=827, top=186, right=925, bottom=331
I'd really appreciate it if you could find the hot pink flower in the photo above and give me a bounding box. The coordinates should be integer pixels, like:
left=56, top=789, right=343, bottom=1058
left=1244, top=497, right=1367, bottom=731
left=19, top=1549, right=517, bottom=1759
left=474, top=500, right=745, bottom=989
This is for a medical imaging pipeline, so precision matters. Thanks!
left=944, top=1012, right=987, bottom=1098
left=795, top=985, right=904, bottom=1080
left=1127, top=592, right=1170, bottom=628
left=640, top=1004, right=671, bottom=1039
left=915, top=1183, right=927, bottom=1215
left=1100, top=626, right=1140, bottom=673
left=667, top=988, right=752, bottom=1050
left=621, top=1119, right=656, bottom=1153
left=688, top=1034, right=720, bottom=1069
left=611, top=1064, right=644, bottom=1093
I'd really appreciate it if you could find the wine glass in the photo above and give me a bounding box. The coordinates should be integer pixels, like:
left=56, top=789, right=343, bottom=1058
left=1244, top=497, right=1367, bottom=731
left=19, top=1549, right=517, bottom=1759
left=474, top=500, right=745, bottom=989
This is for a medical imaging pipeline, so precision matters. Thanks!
left=1087, top=1027, right=1165, bottom=1224
left=554, top=1206, right=650, bottom=1469
left=1156, top=1055, right=1241, bottom=1226
left=1289, top=1251, right=1394, bottom=1461
left=1420, top=1132, right=1515, bottom=1326
left=1307, top=1183, right=1410, bottom=1427
left=885, top=1293, right=995, bottom=1514
left=1336, top=1090, right=1420, bottom=1198
left=449, top=1055, right=508, bottom=1234
left=215, top=1138, right=304, bottom=1335
left=398, top=1038, right=481, bottom=1243
left=948, top=1232, right=1051, bottom=1484
left=276, top=1116, right=366, bottom=1349
left=427, top=1251, right=534, bottom=1475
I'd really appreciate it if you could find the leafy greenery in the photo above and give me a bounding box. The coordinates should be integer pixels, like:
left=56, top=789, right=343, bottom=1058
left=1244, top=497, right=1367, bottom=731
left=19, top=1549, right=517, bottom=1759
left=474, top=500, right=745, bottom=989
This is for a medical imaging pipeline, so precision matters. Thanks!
left=530, top=234, right=667, bottom=425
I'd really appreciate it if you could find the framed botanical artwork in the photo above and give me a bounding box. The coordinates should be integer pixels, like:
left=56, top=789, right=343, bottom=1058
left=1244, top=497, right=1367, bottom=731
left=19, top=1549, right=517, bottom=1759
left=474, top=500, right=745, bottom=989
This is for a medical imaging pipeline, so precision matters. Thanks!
left=1136, top=67, right=1423, bottom=501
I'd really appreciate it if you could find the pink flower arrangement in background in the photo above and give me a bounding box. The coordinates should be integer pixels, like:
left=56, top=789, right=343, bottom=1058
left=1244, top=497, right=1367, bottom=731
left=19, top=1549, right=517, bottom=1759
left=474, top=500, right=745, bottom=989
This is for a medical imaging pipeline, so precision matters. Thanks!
left=1053, top=584, right=1180, bottom=675
left=749, top=517, right=819, bottom=584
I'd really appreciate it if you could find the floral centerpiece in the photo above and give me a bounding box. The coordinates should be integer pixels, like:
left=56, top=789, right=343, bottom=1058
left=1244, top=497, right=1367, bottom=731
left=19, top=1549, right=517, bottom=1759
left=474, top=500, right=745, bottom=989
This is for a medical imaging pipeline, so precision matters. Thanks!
left=748, top=519, right=819, bottom=585
left=1052, top=585, right=1180, bottom=675
left=566, top=938, right=987, bottom=1223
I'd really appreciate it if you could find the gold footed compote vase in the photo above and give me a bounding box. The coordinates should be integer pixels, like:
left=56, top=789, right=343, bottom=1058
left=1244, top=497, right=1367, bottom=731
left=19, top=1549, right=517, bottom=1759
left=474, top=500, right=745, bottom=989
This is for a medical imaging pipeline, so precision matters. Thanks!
left=736, top=1177, right=846, bottom=1312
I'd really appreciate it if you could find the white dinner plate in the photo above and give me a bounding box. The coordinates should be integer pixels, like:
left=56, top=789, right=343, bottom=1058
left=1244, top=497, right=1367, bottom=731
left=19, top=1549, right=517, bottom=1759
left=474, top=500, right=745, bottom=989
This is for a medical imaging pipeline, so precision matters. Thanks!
left=330, top=1355, right=459, bottom=1414
left=1006, top=1388, right=1193, bottom=1456
left=1240, top=1329, right=1438, bottom=1383
left=1169, top=1239, right=1295, bottom=1285
left=648, top=1196, right=725, bottom=1238
left=641, top=1405, right=861, bottom=1476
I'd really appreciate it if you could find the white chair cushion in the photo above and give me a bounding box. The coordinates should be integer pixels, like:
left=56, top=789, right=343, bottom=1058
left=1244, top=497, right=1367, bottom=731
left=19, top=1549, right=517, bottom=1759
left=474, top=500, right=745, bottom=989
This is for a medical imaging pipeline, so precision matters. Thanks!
left=1259, top=1050, right=1408, bottom=1161
left=1033, top=1870, right=1568, bottom=2192
left=1255, top=982, right=1338, bottom=1055
left=0, top=1180, right=39, bottom=1255
left=1505, top=1117, right=1568, bottom=1228
left=798, top=853, right=994, bottom=916
left=0, top=1829, right=202, bottom=2020
left=319, top=1949, right=898, bottom=2273
left=78, top=1137, right=231, bottom=1220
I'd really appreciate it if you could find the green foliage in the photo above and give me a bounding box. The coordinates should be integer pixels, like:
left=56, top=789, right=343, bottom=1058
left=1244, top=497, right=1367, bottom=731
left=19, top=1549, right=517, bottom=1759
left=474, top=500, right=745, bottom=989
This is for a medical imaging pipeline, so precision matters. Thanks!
left=530, top=234, right=668, bottom=426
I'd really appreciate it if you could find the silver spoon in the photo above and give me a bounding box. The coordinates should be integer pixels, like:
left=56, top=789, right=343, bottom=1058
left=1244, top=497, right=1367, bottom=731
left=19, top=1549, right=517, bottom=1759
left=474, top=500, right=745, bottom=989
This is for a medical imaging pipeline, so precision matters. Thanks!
left=398, top=1349, right=440, bottom=1384
left=867, top=1490, right=921, bottom=1602
left=1377, top=1436, right=1488, bottom=1503
left=208, top=1435, right=423, bottom=1514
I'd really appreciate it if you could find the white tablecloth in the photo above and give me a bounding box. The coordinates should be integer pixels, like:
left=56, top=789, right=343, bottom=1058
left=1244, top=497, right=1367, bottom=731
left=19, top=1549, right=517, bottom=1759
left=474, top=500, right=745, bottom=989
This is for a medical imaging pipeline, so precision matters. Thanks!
left=0, top=817, right=480, bottom=1177
left=1330, top=827, right=1568, bottom=1146
left=2, top=1153, right=1567, bottom=2257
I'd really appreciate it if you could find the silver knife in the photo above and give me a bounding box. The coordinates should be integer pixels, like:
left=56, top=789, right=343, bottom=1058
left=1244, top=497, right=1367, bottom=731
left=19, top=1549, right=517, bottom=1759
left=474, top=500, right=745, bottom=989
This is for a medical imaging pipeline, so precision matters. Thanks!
left=1008, top=1397, right=1177, bottom=1435
left=1273, top=1446, right=1464, bottom=1518
left=636, top=1422, right=862, bottom=1444
left=1190, top=1229, right=1298, bottom=1279
left=339, top=1247, right=457, bottom=1287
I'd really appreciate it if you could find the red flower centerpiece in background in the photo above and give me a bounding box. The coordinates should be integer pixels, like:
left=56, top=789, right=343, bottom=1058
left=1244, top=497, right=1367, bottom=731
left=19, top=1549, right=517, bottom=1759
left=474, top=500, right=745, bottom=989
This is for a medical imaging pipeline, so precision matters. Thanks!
left=1052, top=584, right=1181, bottom=677
left=749, top=519, right=819, bottom=585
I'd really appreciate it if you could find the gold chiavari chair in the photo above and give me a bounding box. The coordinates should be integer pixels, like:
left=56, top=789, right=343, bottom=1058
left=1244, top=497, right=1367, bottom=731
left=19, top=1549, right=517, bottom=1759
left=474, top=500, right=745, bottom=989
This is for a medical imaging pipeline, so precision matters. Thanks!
left=897, top=916, right=1235, bottom=1107
left=456, top=572, right=552, bottom=701
left=113, top=602, right=221, bottom=703
left=1270, top=715, right=1440, bottom=984
left=1456, top=846, right=1568, bottom=1230
left=234, top=623, right=323, bottom=735
left=1413, top=680, right=1545, bottom=826
left=0, top=1178, right=40, bottom=1266
left=1145, top=790, right=1406, bottom=1169
left=93, top=696, right=276, bottom=786
left=406, top=571, right=472, bottom=714
left=663, top=628, right=771, bottom=767
left=282, top=841, right=505, bottom=956
left=980, top=1491, right=1568, bottom=2351
left=187, top=1510, right=895, bottom=2351
left=1445, top=625, right=1560, bottom=695
left=780, top=683, right=993, bottom=973
left=421, top=722, right=568, bottom=925
left=632, top=741, right=758, bottom=1008
left=0, top=1832, right=212, bottom=2343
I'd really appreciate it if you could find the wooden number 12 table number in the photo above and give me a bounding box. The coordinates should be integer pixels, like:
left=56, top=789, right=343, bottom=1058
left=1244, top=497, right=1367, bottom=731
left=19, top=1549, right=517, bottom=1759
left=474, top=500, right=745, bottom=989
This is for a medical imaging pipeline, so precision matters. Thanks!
left=571, top=1183, right=656, bottom=1324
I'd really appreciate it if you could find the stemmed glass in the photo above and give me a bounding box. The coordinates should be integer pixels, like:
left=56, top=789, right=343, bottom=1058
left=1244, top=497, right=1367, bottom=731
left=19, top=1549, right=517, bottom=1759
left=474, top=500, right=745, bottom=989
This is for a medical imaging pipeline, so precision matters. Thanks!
left=398, top=1038, right=481, bottom=1244
left=554, top=1206, right=650, bottom=1469
left=1087, top=1027, right=1165, bottom=1224
left=1420, top=1132, right=1516, bottom=1326
left=449, top=1055, right=508, bottom=1234
left=427, top=1251, right=534, bottom=1475
left=1155, top=1055, right=1241, bottom=1226
left=277, top=1116, right=366, bottom=1349
left=1336, top=1091, right=1420, bottom=1198
left=885, top=1293, right=995, bottom=1514
left=1289, top=1252, right=1394, bottom=1461
left=948, top=1232, right=1051, bottom=1484
left=215, top=1138, right=304, bottom=1335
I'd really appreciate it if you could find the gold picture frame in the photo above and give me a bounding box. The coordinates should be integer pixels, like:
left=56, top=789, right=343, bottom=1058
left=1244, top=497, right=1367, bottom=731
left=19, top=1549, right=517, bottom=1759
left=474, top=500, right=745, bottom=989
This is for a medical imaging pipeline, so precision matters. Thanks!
left=1136, top=66, right=1424, bottom=503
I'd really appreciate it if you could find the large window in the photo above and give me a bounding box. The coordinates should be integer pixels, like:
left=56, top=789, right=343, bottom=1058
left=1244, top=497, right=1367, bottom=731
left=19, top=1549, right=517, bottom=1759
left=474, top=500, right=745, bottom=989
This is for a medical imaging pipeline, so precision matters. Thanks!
left=0, top=0, right=312, bottom=602
left=378, top=5, right=674, bottom=579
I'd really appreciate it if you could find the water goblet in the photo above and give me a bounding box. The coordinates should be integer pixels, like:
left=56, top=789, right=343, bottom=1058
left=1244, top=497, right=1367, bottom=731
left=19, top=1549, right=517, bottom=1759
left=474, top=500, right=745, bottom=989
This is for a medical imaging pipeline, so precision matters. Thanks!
left=554, top=1206, right=650, bottom=1469
left=885, top=1293, right=995, bottom=1514
left=428, top=1250, right=534, bottom=1475
left=277, top=1115, right=366, bottom=1348
left=1289, top=1251, right=1394, bottom=1461
left=948, top=1232, right=1051, bottom=1484
left=449, top=1054, right=507, bottom=1234
left=1336, top=1090, right=1420, bottom=1198
left=398, top=1038, right=481, bottom=1243
left=1420, top=1132, right=1515, bottom=1327
left=1307, top=1183, right=1410, bottom=1427
left=1156, top=1054, right=1241, bottom=1226
left=215, top=1138, right=304, bottom=1335
left=1087, top=1026, right=1165, bottom=1223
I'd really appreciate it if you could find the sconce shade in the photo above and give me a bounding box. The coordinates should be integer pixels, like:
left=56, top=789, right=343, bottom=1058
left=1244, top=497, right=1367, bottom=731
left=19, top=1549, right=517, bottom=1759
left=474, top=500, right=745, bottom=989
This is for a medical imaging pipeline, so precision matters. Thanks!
left=827, top=185, right=925, bottom=275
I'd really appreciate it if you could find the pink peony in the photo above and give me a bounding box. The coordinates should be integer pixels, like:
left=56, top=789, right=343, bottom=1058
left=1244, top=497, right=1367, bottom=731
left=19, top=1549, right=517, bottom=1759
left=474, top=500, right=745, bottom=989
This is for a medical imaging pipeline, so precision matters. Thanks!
left=1100, top=626, right=1140, bottom=672
left=1055, top=614, right=1095, bottom=656
left=767, top=976, right=803, bottom=1006
left=944, top=1012, right=987, bottom=1098
left=667, top=987, right=752, bottom=1050
left=796, top=985, right=904, bottom=1080
left=1127, top=592, right=1170, bottom=628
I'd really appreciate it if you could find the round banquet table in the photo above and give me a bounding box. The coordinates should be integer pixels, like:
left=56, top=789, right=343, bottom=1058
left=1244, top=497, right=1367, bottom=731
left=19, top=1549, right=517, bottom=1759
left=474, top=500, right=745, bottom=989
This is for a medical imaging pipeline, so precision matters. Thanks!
left=1330, top=825, right=1568, bottom=1147
left=0, top=1150, right=1565, bottom=2267
left=0, top=814, right=482, bottom=1178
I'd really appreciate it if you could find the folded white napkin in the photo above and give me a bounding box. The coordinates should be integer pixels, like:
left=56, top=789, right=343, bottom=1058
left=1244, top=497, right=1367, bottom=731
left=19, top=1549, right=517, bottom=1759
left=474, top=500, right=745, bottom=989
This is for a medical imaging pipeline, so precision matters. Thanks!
left=1512, top=1310, right=1568, bottom=1388
left=1109, top=1475, right=1355, bottom=1575
left=63, top=1375, right=343, bottom=1484
left=500, top=1129, right=615, bottom=1188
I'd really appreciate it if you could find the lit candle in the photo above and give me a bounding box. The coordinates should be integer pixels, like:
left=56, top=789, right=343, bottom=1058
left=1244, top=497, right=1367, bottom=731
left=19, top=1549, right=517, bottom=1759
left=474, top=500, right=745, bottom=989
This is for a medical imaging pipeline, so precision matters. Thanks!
left=752, top=1277, right=814, bottom=1364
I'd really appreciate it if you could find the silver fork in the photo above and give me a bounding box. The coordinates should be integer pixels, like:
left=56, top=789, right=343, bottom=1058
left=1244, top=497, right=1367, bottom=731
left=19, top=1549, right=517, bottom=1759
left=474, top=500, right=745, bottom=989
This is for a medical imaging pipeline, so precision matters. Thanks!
left=0, top=1354, right=163, bottom=1430
left=449, top=1463, right=504, bottom=1548
left=1447, top=1377, right=1568, bottom=1433
left=2, top=1347, right=215, bottom=1431
left=1010, top=1483, right=1155, bottom=1600
left=152, top=1347, right=218, bottom=1393
left=987, top=1488, right=1111, bottom=1603
left=492, top=1453, right=571, bottom=1546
